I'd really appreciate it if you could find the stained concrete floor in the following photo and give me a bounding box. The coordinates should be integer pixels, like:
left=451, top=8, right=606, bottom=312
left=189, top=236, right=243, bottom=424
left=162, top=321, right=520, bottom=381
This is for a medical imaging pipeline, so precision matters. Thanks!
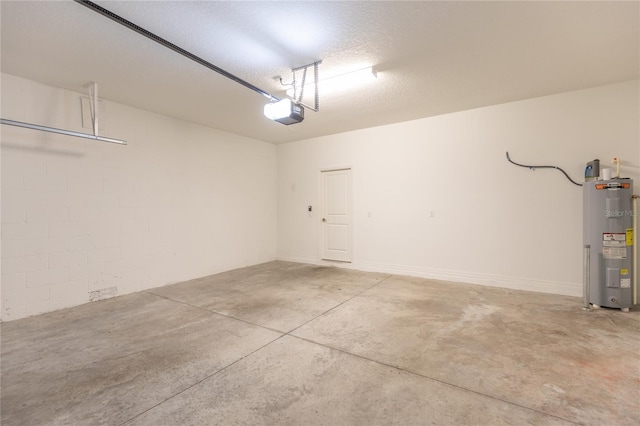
left=1, top=261, right=639, bottom=426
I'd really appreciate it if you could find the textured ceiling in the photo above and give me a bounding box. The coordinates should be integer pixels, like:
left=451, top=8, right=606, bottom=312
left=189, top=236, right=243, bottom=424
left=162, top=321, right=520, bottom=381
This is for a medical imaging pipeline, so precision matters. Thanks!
left=1, top=1, right=638, bottom=144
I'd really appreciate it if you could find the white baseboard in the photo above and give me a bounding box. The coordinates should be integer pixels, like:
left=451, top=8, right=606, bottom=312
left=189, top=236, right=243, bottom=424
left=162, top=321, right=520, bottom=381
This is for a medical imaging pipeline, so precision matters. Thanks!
left=276, top=255, right=581, bottom=297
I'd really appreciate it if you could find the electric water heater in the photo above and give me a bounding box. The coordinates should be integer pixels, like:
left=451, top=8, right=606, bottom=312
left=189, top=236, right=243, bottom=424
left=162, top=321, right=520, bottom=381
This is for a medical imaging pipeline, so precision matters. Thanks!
left=583, top=178, right=634, bottom=310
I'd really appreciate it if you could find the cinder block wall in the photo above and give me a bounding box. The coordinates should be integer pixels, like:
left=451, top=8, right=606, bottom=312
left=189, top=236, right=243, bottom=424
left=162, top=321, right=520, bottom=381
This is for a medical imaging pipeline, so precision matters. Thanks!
left=1, top=74, right=278, bottom=321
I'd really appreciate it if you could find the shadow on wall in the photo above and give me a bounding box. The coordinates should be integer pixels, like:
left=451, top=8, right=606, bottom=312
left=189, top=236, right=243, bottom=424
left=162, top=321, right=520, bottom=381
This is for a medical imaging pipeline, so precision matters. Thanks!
left=1, top=141, right=86, bottom=158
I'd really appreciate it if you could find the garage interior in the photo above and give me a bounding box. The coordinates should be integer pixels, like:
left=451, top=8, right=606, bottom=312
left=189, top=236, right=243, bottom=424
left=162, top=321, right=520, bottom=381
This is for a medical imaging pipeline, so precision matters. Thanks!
left=1, top=1, right=639, bottom=425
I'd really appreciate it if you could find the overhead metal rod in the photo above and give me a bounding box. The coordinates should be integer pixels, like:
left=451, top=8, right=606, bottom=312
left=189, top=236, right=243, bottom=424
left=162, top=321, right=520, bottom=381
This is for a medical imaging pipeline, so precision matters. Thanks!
left=74, top=0, right=279, bottom=102
left=0, top=118, right=127, bottom=145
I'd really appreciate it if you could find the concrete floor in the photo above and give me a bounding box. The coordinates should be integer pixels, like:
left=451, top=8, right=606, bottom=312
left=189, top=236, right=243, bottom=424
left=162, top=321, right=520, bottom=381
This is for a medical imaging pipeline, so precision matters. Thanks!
left=1, top=261, right=639, bottom=426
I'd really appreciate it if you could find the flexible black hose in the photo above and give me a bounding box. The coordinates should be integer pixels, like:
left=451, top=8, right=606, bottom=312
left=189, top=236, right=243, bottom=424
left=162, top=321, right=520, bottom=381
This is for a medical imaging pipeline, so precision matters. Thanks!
left=506, top=152, right=583, bottom=187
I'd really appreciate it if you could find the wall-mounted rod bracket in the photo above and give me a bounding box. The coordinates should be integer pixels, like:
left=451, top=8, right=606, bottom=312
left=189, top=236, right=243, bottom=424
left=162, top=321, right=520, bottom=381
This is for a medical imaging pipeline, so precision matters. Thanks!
left=86, top=82, right=99, bottom=137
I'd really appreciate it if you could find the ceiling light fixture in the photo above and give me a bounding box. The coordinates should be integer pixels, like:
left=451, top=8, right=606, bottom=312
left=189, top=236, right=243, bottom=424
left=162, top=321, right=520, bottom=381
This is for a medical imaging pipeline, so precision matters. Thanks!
left=285, top=66, right=377, bottom=98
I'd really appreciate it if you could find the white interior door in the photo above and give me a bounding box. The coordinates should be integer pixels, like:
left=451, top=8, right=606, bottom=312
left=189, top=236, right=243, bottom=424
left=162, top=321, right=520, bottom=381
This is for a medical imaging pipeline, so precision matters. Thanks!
left=321, top=168, right=352, bottom=262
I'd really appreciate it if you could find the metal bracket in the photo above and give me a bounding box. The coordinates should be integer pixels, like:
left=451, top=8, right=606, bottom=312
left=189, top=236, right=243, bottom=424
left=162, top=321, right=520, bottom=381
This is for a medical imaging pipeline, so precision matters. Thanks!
left=289, top=61, right=322, bottom=112
left=87, top=82, right=99, bottom=137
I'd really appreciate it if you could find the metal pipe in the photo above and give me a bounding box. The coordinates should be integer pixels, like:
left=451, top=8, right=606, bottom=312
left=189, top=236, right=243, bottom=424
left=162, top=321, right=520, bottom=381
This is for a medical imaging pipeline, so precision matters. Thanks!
left=583, top=245, right=591, bottom=310
left=0, top=118, right=127, bottom=145
left=74, top=0, right=279, bottom=102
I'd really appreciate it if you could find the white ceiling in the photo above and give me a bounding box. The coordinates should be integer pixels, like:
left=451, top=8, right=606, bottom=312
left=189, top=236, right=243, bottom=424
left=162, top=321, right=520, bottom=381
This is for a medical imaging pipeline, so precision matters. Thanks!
left=1, top=1, right=638, bottom=144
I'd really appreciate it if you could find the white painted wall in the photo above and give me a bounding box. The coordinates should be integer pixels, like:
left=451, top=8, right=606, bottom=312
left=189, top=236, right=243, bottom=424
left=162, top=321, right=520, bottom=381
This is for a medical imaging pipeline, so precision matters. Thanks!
left=1, top=74, right=278, bottom=321
left=277, top=80, right=640, bottom=296
left=2, top=76, right=637, bottom=321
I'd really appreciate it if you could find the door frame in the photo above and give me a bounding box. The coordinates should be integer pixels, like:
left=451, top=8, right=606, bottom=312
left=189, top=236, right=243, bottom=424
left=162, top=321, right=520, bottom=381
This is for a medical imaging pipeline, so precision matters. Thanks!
left=318, top=166, right=353, bottom=263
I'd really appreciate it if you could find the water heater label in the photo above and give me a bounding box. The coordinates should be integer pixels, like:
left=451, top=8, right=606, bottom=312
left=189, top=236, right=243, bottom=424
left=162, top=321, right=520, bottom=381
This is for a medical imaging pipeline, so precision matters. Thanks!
left=603, top=233, right=626, bottom=247
left=603, top=247, right=626, bottom=259
left=626, top=229, right=634, bottom=246
left=621, top=279, right=631, bottom=289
